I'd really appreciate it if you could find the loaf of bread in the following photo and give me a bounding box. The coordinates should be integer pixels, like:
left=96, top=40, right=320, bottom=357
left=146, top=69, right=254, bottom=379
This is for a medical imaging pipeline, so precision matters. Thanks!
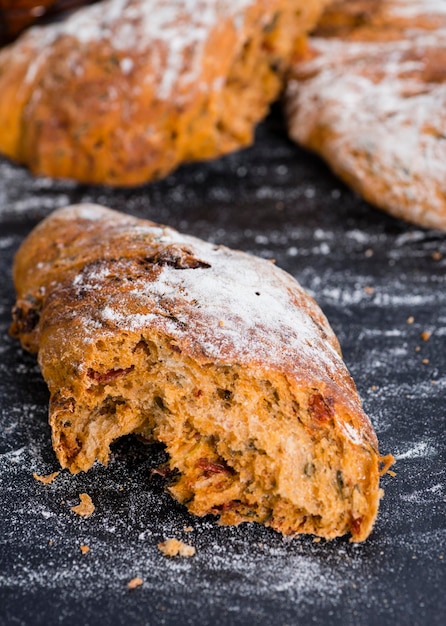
left=10, top=204, right=392, bottom=541
left=285, top=0, right=446, bottom=230
left=0, top=0, right=329, bottom=186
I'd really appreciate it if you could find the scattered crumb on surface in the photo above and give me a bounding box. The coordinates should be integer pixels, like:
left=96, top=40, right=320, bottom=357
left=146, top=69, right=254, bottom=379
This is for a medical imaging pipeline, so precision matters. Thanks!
left=421, top=331, right=431, bottom=342
left=379, top=455, right=395, bottom=477
left=128, top=577, right=144, bottom=589
left=313, top=537, right=321, bottom=543
left=432, top=251, right=442, bottom=261
left=71, top=493, right=95, bottom=517
left=48, top=540, right=54, bottom=546
left=363, top=286, right=374, bottom=295
left=80, top=544, right=90, bottom=554
left=406, top=316, right=415, bottom=324
left=422, top=358, right=430, bottom=365
left=370, top=385, right=378, bottom=391
left=387, top=470, right=397, bottom=478
left=415, top=346, right=421, bottom=352
left=150, top=463, right=175, bottom=478
left=158, top=538, right=196, bottom=558
left=33, top=471, right=59, bottom=484
left=183, top=526, right=193, bottom=533
left=364, top=248, right=374, bottom=258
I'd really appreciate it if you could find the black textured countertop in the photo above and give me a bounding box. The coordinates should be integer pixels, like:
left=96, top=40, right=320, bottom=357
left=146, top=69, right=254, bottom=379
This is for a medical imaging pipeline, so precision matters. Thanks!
left=0, top=109, right=445, bottom=625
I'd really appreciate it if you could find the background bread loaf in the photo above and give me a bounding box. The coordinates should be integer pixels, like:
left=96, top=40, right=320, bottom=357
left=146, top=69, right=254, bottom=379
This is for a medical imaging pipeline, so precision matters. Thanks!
left=0, top=0, right=329, bottom=185
left=286, top=0, right=446, bottom=230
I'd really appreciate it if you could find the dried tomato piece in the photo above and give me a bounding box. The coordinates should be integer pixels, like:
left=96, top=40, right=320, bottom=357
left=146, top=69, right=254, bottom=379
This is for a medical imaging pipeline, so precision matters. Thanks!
left=87, top=366, right=133, bottom=383
left=216, top=500, right=242, bottom=513
left=196, top=457, right=233, bottom=477
left=351, top=516, right=363, bottom=536
left=151, top=465, right=177, bottom=480
left=308, top=392, right=334, bottom=424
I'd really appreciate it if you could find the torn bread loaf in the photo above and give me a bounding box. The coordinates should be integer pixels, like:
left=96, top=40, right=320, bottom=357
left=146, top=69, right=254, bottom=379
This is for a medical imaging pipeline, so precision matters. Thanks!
left=10, top=204, right=392, bottom=541
left=285, top=0, right=446, bottom=230
left=0, top=0, right=329, bottom=186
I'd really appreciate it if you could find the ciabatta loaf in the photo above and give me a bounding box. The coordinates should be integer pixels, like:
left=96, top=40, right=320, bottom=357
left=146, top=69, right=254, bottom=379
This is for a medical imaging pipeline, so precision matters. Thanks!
left=11, top=204, right=392, bottom=541
left=286, top=0, right=446, bottom=230
left=0, top=0, right=329, bottom=185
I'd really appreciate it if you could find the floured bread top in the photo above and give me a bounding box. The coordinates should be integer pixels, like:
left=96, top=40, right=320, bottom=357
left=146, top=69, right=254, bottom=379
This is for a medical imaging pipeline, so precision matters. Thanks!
left=24, top=204, right=342, bottom=371
left=286, top=0, right=446, bottom=230
left=13, top=204, right=377, bottom=448
left=6, top=0, right=257, bottom=101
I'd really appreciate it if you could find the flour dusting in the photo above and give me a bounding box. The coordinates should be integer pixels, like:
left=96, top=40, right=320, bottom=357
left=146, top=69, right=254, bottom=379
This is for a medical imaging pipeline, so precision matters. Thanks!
left=395, top=441, right=437, bottom=460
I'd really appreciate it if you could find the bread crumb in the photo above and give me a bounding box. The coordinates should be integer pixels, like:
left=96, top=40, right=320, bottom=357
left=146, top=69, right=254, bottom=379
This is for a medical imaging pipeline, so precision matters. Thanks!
left=158, top=538, right=196, bottom=558
left=370, top=385, right=378, bottom=391
left=80, top=544, right=90, bottom=554
left=379, top=454, right=395, bottom=477
left=415, top=346, right=421, bottom=352
left=313, top=537, right=321, bottom=543
left=71, top=493, right=95, bottom=517
left=406, top=316, right=415, bottom=324
left=127, top=577, right=144, bottom=589
left=422, top=358, right=430, bottom=365
left=183, top=526, right=193, bottom=533
left=387, top=470, right=397, bottom=478
left=421, top=331, right=431, bottom=342
left=363, top=286, right=374, bottom=295
left=48, top=540, right=54, bottom=546
left=431, top=251, right=442, bottom=261
left=364, top=248, right=374, bottom=258
left=219, top=320, right=225, bottom=327
left=33, top=471, right=59, bottom=484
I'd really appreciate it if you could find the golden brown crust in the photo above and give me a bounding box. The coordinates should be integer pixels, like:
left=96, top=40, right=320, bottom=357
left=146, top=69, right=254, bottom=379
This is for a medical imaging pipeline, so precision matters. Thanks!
left=0, top=0, right=328, bottom=185
left=286, top=0, right=446, bottom=230
left=11, top=204, right=389, bottom=541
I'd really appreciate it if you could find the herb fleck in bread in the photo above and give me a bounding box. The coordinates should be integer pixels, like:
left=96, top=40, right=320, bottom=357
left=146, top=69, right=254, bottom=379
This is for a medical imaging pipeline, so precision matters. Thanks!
left=11, top=204, right=392, bottom=541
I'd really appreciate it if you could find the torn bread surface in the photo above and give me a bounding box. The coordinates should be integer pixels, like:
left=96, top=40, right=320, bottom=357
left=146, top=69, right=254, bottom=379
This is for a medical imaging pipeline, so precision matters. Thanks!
left=11, top=204, right=392, bottom=541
